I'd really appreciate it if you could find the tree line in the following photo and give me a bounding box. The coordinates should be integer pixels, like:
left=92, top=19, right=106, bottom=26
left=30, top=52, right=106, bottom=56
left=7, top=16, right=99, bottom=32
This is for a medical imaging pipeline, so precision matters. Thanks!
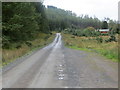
left=45, top=6, right=101, bottom=31
left=45, top=5, right=119, bottom=34
left=2, top=3, right=119, bottom=49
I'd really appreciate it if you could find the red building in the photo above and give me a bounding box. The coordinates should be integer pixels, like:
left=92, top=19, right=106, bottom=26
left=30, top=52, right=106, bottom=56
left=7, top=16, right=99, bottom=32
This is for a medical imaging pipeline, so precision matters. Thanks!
left=98, top=29, right=110, bottom=34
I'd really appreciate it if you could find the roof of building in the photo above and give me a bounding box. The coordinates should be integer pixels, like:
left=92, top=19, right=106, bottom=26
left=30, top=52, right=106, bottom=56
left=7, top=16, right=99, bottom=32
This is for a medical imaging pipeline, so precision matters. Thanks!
left=99, top=29, right=109, bottom=31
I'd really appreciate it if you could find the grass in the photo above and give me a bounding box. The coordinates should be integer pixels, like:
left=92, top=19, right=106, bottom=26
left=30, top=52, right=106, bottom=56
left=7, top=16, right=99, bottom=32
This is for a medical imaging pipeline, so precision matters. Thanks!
left=2, top=33, right=55, bottom=66
left=68, top=45, right=91, bottom=52
left=62, top=33, right=118, bottom=62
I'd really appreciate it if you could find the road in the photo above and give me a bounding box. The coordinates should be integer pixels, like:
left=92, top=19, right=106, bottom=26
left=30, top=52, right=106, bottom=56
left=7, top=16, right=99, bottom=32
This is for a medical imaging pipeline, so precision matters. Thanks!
left=2, top=33, right=118, bottom=88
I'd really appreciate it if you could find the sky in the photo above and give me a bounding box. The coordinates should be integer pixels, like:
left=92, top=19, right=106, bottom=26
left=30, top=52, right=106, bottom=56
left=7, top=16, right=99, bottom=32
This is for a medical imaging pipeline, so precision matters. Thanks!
left=43, top=0, right=119, bottom=21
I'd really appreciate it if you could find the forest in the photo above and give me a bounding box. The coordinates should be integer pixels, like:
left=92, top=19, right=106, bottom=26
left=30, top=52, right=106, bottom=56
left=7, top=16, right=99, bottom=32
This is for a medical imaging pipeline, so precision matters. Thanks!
left=45, top=5, right=119, bottom=36
left=2, top=2, right=50, bottom=49
left=2, top=2, right=119, bottom=49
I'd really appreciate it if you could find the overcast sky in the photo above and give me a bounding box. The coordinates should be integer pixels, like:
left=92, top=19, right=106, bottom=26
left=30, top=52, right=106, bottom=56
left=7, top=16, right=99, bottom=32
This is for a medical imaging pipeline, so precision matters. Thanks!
left=43, top=0, right=119, bottom=21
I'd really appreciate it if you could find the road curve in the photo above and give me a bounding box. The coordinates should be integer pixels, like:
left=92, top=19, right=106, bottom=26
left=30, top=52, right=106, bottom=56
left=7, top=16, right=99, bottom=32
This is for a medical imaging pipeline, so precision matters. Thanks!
left=2, top=33, right=118, bottom=88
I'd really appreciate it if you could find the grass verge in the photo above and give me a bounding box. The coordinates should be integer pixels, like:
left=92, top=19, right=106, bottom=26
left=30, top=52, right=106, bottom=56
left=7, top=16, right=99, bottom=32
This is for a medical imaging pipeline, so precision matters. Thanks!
left=62, top=33, right=118, bottom=62
left=2, top=33, right=55, bottom=66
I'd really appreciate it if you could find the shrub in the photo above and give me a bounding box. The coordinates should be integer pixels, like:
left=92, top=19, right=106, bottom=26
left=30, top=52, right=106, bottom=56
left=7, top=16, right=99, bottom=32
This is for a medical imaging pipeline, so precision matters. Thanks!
left=16, top=44, right=22, bottom=49
left=96, top=37, right=103, bottom=43
left=44, top=35, right=50, bottom=40
left=25, top=41, right=32, bottom=47
left=105, top=35, right=117, bottom=42
left=71, top=36, right=75, bottom=38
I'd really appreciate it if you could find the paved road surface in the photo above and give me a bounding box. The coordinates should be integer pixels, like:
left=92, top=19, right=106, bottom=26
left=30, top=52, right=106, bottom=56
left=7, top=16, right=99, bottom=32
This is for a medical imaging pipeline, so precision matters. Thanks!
left=2, top=33, right=118, bottom=88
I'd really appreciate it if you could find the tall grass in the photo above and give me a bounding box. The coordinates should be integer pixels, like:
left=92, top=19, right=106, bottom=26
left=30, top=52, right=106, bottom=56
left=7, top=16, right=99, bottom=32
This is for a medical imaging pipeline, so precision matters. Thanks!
left=62, top=33, right=118, bottom=62
left=2, top=33, right=55, bottom=66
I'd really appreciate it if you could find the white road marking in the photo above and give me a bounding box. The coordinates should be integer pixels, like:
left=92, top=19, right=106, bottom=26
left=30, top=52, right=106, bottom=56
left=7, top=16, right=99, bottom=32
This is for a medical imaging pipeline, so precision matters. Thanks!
left=58, top=69, right=63, bottom=72
left=59, top=74, right=64, bottom=77
left=58, top=77, right=64, bottom=80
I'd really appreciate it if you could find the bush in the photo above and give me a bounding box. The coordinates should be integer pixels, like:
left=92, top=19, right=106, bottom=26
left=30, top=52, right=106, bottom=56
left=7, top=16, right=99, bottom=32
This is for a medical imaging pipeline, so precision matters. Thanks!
left=16, top=44, right=22, bottom=49
left=44, top=35, right=50, bottom=40
left=2, top=36, right=11, bottom=49
left=75, top=27, right=100, bottom=37
left=110, top=35, right=117, bottom=41
left=96, top=37, right=103, bottom=43
left=105, top=35, right=117, bottom=42
left=63, top=27, right=101, bottom=37
left=71, top=36, right=75, bottom=38
left=25, top=41, right=32, bottom=47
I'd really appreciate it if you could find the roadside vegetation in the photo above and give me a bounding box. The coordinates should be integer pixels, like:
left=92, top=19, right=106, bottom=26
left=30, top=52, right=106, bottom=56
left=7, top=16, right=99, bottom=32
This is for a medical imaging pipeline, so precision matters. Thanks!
left=2, top=2, right=119, bottom=66
left=62, top=32, right=118, bottom=62
left=46, top=6, right=119, bottom=62
left=2, top=33, right=55, bottom=66
left=2, top=2, right=53, bottom=66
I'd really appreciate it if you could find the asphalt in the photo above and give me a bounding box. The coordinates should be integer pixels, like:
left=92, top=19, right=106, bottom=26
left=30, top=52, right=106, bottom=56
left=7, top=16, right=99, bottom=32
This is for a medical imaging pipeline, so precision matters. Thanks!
left=2, top=33, right=118, bottom=88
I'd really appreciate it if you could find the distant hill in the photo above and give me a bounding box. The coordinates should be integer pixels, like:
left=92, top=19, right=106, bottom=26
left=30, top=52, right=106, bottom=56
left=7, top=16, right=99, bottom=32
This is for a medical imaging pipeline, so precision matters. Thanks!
left=45, top=5, right=102, bottom=31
